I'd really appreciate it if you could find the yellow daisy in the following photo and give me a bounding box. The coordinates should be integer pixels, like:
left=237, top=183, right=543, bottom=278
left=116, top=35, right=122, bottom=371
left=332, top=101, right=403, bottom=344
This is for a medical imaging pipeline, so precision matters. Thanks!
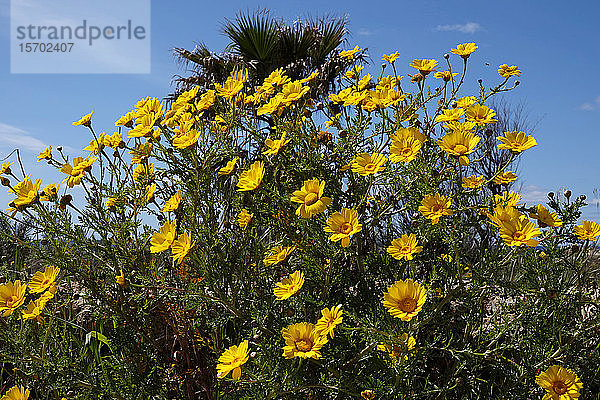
left=273, top=270, right=304, bottom=300
left=382, top=278, right=427, bottom=321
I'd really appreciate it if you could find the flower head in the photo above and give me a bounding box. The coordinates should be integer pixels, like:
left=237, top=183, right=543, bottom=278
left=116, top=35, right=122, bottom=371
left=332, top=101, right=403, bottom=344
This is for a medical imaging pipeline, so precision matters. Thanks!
left=498, top=64, right=521, bottom=78
left=72, top=111, right=93, bottom=127
left=437, top=130, right=480, bottom=165
left=8, top=175, right=41, bottom=208
left=497, top=131, right=537, bottom=153
left=237, top=209, right=253, bottom=229
left=264, top=132, right=291, bottom=156
left=410, top=59, right=438, bottom=75
left=171, top=232, right=195, bottom=264
left=218, top=158, right=237, bottom=176
left=0, top=162, right=13, bottom=175
left=150, top=220, right=177, bottom=253
left=290, top=178, right=332, bottom=218
left=529, top=204, right=562, bottom=228
left=574, top=220, right=600, bottom=241
left=339, top=45, right=361, bottom=59
left=0, top=280, right=27, bottom=317
left=352, top=153, right=387, bottom=175
left=451, top=43, right=478, bottom=58
left=419, top=193, right=453, bottom=224
left=237, top=161, right=265, bottom=192
left=434, top=71, right=458, bottom=82
left=498, top=216, right=540, bottom=247
left=37, top=146, right=52, bottom=162
left=217, top=340, right=249, bottom=380
left=29, top=265, right=59, bottom=294
left=462, top=175, right=485, bottom=189
left=324, top=208, right=362, bottom=247
left=377, top=333, right=416, bottom=362
left=387, top=234, right=423, bottom=261
left=535, top=365, right=582, bottom=400
left=273, top=270, right=304, bottom=300
left=162, top=190, right=182, bottom=212
left=314, top=305, right=343, bottom=338
left=115, top=270, right=128, bottom=288
left=465, top=104, right=497, bottom=125
left=264, top=246, right=296, bottom=267
left=281, top=322, right=328, bottom=359
left=382, top=279, right=427, bottom=321
left=0, top=385, right=30, bottom=400
left=382, top=52, right=399, bottom=64
left=493, top=170, right=518, bottom=185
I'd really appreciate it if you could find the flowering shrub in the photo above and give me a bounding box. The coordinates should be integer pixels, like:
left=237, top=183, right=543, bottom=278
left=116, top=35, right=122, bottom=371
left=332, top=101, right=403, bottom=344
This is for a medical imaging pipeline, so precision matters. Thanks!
left=1, top=42, right=599, bottom=400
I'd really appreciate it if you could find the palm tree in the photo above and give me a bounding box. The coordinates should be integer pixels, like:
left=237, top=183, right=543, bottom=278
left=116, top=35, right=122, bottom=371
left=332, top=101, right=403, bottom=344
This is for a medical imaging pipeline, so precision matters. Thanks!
left=171, top=10, right=360, bottom=101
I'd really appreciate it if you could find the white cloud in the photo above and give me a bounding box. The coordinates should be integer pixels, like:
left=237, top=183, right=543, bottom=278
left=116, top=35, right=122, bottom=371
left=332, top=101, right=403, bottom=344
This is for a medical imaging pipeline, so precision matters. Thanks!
left=520, top=185, right=548, bottom=204
left=357, top=28, right=373, bottom=36
left=579, top=95, right=600, bottom=111
left=0, top=122, right=47, bottom=153
left=435, top=22, right=482, bottom=34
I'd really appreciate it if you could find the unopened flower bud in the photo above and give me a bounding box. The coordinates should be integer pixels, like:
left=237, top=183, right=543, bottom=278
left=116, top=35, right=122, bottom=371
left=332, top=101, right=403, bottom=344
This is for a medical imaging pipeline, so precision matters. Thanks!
left=564, top=190, right=571, bottom=199
left=444, top=53, right=449, bottom=59
left=548, top=192, right=555, bottom=199
left=515, top=81, right=520, bottom=86
left=579, top=194, right=586, bottom=201
left=381, top=63, right=387, bottom=69
left=57, top=146, right=63, bottom=152
left=478, top=79, right=483, bottom=84
left=1, top=177, right=10, bottom=186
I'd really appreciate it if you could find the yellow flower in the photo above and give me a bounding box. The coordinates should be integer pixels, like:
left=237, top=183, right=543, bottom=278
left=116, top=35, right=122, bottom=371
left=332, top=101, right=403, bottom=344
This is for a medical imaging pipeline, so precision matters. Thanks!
left=497, top=131, right=537, bottom=153
left=264, top=246, right=296, bottom=266
left=574, top=220, right=600, bottom=241
left=72, top=111, right=93, bottom=126
left=83, top=132, right=105, bottom=154
left=171, top=232, right=195, bottom=264
left=218, top=158, right=237, bottom=175
left=377, top=333, right=416, bottom=362
left=172, top=128, right=201, bottom=149
left=314, top=305, right=343, bottom=338
left=115, top=111, right=135, bottom=127
left=21, top=297, right=48, bottom=322
left=434, top=70, right=458, bottom=82
left=130, top=142, right=153, bottom=164
left=132, top=163, right=154, bottom=182
left=0, top=385, right=30, bottom=400
left=535, top=365, right=582, bottom=400
left=324, top=208, right=362, bottom=247
left=382, top=52, right=399, bottom=64
left=389, top=136, right=422, bottom=163
left=281, top=322, right=328, bottom=359
left=40, top=183, right=60, bottom=202
left=103, top=131, right=123, bottom=148
left=273, top=270, right=304, bottom=300
left=237, top=161, right=265, bottom=192
left=257, top=93, right=285, bottom=116
left=462, top=175, right=485, bottom=189
left=498, top=215, right=540, bottom=247
left=264, top=132, right=291, bottom=156
left=351, top=153, right=387, bottom=175
left=529, top=204, right=562, bottom=228
left=361, top=390, right=375, bottom=399
left=438, top=130, right=480, bottom=165
left=451, top=42, right=478, bottom=58
left=409, top=59, right=438, bottom=75
left=28, top=265, right=59, bottom=294
left=419, top=193, right=453, bottom=224
left=465, top=104, right=497, bottom=125
left=498, top=64, right=521, bottom=78
left=217, top=340, right=249, bottom=380
left=281, top=81, right=309, bottom=105
left=387, top=234, right=423, bottom=261
left=345, top=65, right=364, bottom=79
left=60, top=156, right=97, bottom=188
left=455, top=96, right=478, bottom=108
left=195, top=90, right=216, bottom=111
left=214, top=71, right=245, bottom=99
left=237, top=209, right=253, bottom=229
left=493, top=170, right=518, bottom=185
left=339, top=45, right=361, bottom=59
left=8, top=175, right=41, bottom=208
left=382, top=278, right=427, bottom=321
left=144, top=183, right=156, bottom=204
left=435, top=108, right=464, bottom=122
left=159, top=190, right=182, bottom=213
left=0, top=162, right=13, bottom=175
left=290, top=178, right=332, bottom=218
left=115, top=270, right=128, bottom=288
left=494, top=191, right=521, bottom=207
left=261, top=68, right=291, bottom=89
left=300, top=70, right=319, bottom=83
left=37, top=146, right=52, bottom=162
left=150, top=220, right=177, bottom=253
left=0, top=280, right=27, bottom=317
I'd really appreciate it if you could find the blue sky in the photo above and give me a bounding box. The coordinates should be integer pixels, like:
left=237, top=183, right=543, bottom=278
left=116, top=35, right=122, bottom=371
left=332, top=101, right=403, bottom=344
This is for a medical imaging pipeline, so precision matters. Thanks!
left=0, top=0, right=599, bottom=219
